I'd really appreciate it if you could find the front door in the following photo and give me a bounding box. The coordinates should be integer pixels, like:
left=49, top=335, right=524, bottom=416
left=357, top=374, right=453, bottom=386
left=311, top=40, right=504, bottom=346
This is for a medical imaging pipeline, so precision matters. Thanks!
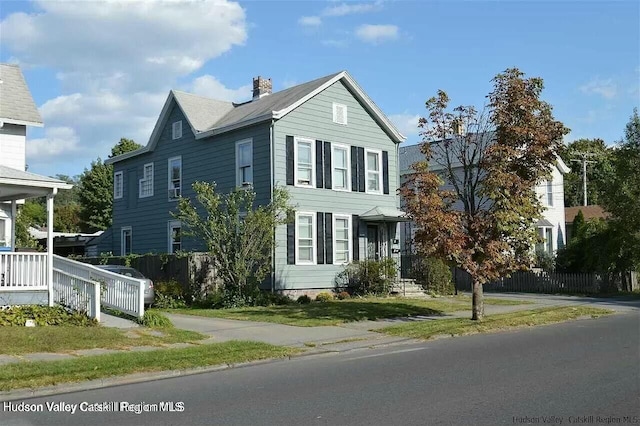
left=367, top=225, right=379, bottom=260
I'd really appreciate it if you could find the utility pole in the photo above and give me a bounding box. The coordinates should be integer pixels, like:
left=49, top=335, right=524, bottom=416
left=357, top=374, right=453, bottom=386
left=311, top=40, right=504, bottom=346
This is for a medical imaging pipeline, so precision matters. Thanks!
left=571, top=153, right=597, bottom=206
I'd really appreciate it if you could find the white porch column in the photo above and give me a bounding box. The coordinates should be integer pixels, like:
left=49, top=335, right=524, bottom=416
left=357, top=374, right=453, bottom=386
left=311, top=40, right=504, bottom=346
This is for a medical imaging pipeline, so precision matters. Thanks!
left=10, top=200, right=17, bottom=252
left=46, top=189, right=57, bottom=307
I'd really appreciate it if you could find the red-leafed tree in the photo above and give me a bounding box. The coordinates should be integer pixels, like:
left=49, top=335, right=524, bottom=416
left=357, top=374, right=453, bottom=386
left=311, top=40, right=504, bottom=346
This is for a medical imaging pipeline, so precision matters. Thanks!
left=401, top=68, right=569, bottom=320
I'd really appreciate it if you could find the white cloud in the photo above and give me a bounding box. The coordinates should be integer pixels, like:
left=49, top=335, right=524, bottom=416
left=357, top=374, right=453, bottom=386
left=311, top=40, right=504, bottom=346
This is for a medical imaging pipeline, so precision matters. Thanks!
left=298, top=16, right=322, bottom=27
left=321, top=39, right=349, bottom=48
left=389, top=113, right=421, bottom=141
left=282, top=79, right=298, bottom=89
left=355, top=24, right=399, bottom=44
left=0, top=0, right=247, bottom=92
left=579, top=78, right=617, bottom=99
left=187, top=75, right=251, bottom=102
left=323, top=1, right=383, bottom=17
left=26, top=127, right=81, bottom=160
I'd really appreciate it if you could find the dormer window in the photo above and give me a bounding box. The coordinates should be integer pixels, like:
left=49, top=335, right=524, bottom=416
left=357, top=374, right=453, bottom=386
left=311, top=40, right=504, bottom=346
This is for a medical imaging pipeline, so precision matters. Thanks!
left=333, top=103, right=347, bottom=125
left=172, top=120, right=182, bottom=140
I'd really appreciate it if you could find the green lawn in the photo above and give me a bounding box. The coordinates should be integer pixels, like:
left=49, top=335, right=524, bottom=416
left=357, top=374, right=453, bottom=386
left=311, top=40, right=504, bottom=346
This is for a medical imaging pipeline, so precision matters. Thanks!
left=0, top=341, right=299, bottom=391
left=0, top=326, right=206, bottom=355
left=168, top=296, right=530, bottom=327
left=378, top=306, right=613, bottom=340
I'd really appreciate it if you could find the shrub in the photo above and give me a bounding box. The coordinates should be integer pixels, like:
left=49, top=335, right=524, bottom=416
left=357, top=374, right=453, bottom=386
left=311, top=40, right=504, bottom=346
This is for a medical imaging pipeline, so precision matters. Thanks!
left=315, top=292, right=333, bottom=302
left=153, top=280, right=188, bottom=309
left=336, top=258, right=397, bottom=296
left=0, top=305, right=97, bottom=327
left=336, top=291, right=351, bottom=300
left=535, top=250, right=555, bottom=272
left=297, top=295, right=312, bottom=304
left=410, top=257, right=454, bottom=295
left=140, top=310, right=173, bottom=328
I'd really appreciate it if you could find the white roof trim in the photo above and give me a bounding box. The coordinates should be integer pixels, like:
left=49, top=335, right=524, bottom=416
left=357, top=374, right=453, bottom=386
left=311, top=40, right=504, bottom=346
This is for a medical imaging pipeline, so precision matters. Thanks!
left=272, top=71, right=405, bottom=143
left=556, top=155, right=570, bottom=174
left=0, top=177, right=72, bottom=190
left=0, top=117, right=44, bottom=127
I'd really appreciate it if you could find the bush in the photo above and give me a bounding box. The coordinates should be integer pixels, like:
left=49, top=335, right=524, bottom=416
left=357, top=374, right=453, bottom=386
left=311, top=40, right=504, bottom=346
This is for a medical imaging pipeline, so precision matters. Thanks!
left=315, top=292, right=333, bottom=302
left=140, top=310, right=173, bottom=328
left=410, top=257, right=454, bottom=295
left=153, top=280, right=188, bottom=309
left=336, top=258, right=397, bottom=296
left=336, top=291, right=351, bottom=300
left=297, top=295, right=312, bottom=304
left=535, top=250, right=555, bottom=272
left=0, top=305, right=98, bottom=327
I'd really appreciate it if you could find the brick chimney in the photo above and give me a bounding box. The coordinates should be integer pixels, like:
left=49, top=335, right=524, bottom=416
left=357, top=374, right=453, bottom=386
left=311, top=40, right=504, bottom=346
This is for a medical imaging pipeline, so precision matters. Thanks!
left=252, top=76, right=272, bottom=100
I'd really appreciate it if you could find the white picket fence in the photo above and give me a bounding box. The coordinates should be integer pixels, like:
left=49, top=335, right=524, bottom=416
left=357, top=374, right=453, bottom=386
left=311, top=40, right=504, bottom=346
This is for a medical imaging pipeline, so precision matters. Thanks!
left=53, top=255, right=145, bottom=319
left=0, top=253, right=47, bottom=290
left=52, top=268, right=101, bottom=321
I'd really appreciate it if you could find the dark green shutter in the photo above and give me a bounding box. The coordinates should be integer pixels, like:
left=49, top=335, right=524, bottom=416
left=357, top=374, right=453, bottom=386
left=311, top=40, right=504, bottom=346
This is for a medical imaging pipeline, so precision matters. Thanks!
left=357, top=147, right=365, bottom=192
left=324, top=212, right=333, bottom=264
left=352, top=215, right=359, bottom=261
left=317, top=212, right=325, bottom=264
left=286, top=136, right=294, bottom=186
left=324, top=141, right=332, bottom=189
left=351, top=146, right=358, bottom=192
left=382, top=150, right=389, bottom=194
left=316, top=140, right=324, bottom=188
left=287, top=222, right=295, bottom=264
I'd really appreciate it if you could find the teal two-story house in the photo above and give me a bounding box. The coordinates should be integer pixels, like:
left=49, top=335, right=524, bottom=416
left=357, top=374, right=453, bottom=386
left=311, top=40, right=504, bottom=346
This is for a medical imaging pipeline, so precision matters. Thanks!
left=102, top=71, right=406, bottom=294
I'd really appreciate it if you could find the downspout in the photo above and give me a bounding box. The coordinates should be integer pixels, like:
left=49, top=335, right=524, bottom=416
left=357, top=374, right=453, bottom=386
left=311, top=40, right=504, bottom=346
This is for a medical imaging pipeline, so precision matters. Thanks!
left=270, top=120, right=275, bottom=293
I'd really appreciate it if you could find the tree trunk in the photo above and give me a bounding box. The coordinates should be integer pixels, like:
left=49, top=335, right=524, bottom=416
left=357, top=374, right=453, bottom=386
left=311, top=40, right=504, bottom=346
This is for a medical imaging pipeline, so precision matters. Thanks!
left=472, top=279, right=484, bottom=321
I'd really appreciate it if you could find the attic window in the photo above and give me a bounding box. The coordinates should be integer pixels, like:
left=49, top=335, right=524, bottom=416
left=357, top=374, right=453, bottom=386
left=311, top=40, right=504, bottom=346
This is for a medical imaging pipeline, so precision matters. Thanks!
left=333, top=103, right=347, bottom=125
left=172, top=121, right=182, bottom=140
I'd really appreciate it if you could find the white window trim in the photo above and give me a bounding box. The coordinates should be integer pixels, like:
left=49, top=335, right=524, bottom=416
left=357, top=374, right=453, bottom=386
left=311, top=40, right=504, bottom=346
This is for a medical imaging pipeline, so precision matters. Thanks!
left=332, top=102, right=348, bottom=125
left=168, top=156, right=182, bottom=201
left=235, top=138, right=253, bottom=188
left=114, top=171, right=123, bottom=200
left=331, top=143, right=351, bottom=192
left=139, top=162, right=154, bottom=198
left=546, top=180, right=553, bottom=207
left=172, top=120, right=182, bottom=140
left=168, top=220, right=181, bottom=254
left=364, top=148, right=383, bottom=194
left=0, top=218, right=7, bottom=247
left=121, top=226, right=132, bottom=256
left=295, top=211, right=317, bottom=265
left=294, top=136, right=315, bottom=188
left=333, top=214, right=352, bottom=265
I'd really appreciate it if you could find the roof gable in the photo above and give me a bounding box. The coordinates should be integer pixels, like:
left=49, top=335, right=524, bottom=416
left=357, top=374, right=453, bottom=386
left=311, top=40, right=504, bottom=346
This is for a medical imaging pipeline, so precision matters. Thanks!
left=107, top=71, right=405, bottom=164
left=0, top=64, right=43, bottom=127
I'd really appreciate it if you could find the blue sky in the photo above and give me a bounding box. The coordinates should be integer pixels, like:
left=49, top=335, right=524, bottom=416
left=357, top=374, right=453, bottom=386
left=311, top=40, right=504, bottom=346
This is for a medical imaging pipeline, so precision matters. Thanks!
left=1, top=0, right=638, bottom=178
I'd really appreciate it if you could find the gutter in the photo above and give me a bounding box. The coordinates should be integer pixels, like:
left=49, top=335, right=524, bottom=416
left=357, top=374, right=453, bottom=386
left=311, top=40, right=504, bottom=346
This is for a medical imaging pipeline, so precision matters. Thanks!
left=269, top=120, right=276, bottom=293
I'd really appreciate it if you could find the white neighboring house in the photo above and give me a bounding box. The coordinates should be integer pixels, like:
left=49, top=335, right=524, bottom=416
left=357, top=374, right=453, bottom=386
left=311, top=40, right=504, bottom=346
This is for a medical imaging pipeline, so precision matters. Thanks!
left=0, top=63, right=44, bottom=250
left=398, top=142, right=569, bottom=256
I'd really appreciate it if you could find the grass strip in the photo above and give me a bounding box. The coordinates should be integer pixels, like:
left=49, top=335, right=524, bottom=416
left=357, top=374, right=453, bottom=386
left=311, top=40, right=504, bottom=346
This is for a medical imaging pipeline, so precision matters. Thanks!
left=0, top=326, right=206, bottom=355
left=0, top=341, right=299, bottom=391
left=378, top=306, right=613, bottom=340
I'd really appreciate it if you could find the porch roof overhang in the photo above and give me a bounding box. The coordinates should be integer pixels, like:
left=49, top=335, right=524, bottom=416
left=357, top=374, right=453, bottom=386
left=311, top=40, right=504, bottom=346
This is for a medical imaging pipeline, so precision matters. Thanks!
left=360, top=206, right=410, bottom=222
left=0, top=165, right=73, bottom=201
left=536, top=218, right=554, bottom=228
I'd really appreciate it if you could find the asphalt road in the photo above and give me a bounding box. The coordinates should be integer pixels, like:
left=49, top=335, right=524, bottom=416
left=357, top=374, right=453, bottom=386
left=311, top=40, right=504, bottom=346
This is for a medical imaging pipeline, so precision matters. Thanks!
left=2, top=312, right=639, bottom=426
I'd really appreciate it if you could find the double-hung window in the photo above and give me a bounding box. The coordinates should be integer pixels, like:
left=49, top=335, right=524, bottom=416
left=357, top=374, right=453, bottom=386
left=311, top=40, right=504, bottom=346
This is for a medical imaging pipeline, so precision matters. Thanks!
left=236, top=139, right=253, bottom=187
left=333, top=215, right=351, bottom=264
left=296, top=212, right=316, bottom=264
left=332, top=144, right=350, bottom=191
left=168, top=157, right=182, bottom=200
left=295, top=137, right=315, bottom=187
left=0, top=218, right=6, bottom=247
left=121, top=227, right=132, bottom=255
left=139, top=163, right=154, bottom=198
left=546, top=181, right=553, bottom=206
left=365, top=149, right=382, bottom=194
left=168, top=220, right=181, bottom=254
left=114, top=171, right=123, bottom=199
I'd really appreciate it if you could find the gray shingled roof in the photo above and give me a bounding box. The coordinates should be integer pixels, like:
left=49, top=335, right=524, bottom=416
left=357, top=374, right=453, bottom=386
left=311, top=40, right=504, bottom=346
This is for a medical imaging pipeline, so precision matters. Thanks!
left=0, top=64, right=43, bottom=126
left=174, top=72, right=341, bottom=133
left=0, top=164, right=70, bottom=185
left=399, top=144, right=424, bottom=174
left=172, top=91, right=234, bottom=133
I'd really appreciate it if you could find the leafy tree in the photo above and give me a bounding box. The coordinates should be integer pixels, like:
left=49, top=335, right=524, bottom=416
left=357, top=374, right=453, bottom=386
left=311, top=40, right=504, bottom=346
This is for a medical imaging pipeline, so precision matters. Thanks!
left=14, top=207, right=40, bottom=249
left=110, top=138, right=142, bottom=158
left=78, top=138, right=141, bottom=232
left=559, top=138, right=614, bottom=207
left=174, top=182, right=293, bottom=307
left=600, top=108, right=640, bottom=271
left=401, top=68, right=568, bottom=320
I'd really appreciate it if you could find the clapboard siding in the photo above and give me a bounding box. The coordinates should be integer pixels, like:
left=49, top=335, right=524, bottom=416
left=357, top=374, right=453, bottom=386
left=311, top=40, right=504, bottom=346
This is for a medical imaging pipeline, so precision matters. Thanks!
left=273, top=80, right=400, bottom=290
left=111, top=104, right=271, bottom=255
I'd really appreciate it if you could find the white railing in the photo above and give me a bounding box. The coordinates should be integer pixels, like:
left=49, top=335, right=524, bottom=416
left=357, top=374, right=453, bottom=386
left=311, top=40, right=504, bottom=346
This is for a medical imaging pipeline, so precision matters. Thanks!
left=52, top=268, right=101, bottom=321
left=53, top=255, right=145, bottom=319
left=0, top=253, right=48, bottom=290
